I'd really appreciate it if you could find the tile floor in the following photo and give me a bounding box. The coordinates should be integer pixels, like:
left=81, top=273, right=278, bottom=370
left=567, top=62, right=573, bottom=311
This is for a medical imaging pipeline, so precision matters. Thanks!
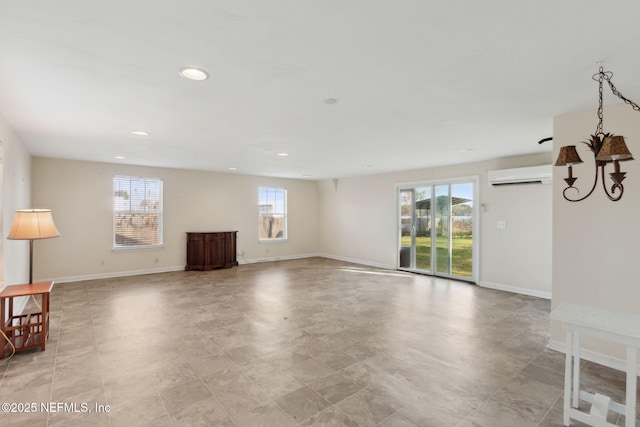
left=0, top=258, right=638, bottom=426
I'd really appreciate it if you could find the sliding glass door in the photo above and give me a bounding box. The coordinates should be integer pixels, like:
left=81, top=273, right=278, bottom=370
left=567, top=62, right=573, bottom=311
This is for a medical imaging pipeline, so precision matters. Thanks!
left=398, top=178, right=478, bottom=282
left=399, top=187, right=432, bottom=271
left=399, top=189, right=414, bottom=269
left=434, top=185, right=451, bottom=275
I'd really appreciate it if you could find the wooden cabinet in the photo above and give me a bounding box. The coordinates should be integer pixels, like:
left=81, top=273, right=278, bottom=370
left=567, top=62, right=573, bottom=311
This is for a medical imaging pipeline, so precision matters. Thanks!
left=185, top=232, right=238, bottom=271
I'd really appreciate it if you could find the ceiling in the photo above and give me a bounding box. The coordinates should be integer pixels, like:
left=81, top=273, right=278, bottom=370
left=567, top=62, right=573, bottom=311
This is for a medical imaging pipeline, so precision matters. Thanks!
left=1, top=1, right=640, bottom=180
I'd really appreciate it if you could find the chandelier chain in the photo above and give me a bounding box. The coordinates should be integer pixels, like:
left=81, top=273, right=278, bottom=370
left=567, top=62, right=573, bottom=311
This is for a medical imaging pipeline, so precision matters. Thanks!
left=605, top=77, right=640, bottom=113
left=595, top=66, right=640, bottom=136
left=596, top=67, right=604, bottom=136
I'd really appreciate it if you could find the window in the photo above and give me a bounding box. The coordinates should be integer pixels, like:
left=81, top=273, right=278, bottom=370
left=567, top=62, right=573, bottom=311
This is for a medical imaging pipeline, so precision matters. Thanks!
left=113, top=176, right=163, bottom=249
left=259, top=187, right=287, bottom=240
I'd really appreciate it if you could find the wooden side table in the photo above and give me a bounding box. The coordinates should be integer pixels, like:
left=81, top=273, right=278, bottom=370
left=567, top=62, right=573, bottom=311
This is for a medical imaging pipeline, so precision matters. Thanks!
left=0, top=281, right=54, bottom=359
left=551, top=303, right=640, bottom=427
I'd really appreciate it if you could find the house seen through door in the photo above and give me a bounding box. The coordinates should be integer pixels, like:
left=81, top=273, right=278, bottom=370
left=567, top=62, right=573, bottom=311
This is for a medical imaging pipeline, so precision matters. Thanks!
left=398, top=179, right=478, bottom=282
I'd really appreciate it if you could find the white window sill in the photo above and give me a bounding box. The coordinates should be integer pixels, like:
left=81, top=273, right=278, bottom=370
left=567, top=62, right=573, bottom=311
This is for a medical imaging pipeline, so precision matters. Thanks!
left=258, top=238, right=288, bottom=243
left=112, top=245, right=164, bottom=252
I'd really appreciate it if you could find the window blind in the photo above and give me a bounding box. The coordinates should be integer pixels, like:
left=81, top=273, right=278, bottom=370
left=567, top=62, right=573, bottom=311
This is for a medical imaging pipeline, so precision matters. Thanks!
left=258, top=187, right=287, bottom=240
left=113, top=176, right=163, bottom=248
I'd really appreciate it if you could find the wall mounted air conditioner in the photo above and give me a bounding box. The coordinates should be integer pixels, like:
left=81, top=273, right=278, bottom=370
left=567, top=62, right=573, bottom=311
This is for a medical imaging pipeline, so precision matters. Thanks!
left=488, top=165, right=552, bottom=186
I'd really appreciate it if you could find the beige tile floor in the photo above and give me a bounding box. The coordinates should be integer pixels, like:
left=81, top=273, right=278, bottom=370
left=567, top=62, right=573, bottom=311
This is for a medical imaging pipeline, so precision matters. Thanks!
left=0, top=258, right=637, bottom=426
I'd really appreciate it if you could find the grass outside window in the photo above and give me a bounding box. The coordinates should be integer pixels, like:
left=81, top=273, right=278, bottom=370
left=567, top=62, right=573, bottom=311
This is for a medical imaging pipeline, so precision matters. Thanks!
left=401, top=235, right=472, bottom=278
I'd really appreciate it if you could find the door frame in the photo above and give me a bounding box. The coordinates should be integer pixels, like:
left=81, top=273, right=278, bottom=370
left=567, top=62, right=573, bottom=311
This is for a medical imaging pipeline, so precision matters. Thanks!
left=396, top=175, right=480, bottom=283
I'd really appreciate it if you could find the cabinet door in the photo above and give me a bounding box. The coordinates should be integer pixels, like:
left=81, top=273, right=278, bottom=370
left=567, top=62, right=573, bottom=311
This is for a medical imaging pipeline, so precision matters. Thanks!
left=186, top=233, right=206, bottom=270
left=223, top=232, right=237, bottom=268
left=207, top=233, right=226, bottom=269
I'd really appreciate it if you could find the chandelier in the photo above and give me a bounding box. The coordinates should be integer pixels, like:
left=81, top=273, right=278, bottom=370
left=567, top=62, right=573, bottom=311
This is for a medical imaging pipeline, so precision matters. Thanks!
left=554, top=67, right=640, bottom=202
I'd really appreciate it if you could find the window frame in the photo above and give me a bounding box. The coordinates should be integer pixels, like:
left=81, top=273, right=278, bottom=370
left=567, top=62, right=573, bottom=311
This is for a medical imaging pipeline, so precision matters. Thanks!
left=258, top=186, right=287, bottom=242
left=113, top=175, right=164, bottom=251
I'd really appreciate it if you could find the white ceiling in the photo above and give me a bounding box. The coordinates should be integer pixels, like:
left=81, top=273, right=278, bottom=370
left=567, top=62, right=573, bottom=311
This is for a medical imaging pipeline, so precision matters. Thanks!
left=1, top=1, right=640, bottom=180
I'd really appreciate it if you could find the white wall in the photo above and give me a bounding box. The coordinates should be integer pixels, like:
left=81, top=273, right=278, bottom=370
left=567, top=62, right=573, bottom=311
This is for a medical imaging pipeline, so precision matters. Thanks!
left=30, top=152, right=553, bottom=299
left=552, top=103, right=640, bottom=366
left=318, top=152, right=553, bottom=297
left=0, top=114, right=32, bottom=287
left=31, top=157, right=320, bottom=282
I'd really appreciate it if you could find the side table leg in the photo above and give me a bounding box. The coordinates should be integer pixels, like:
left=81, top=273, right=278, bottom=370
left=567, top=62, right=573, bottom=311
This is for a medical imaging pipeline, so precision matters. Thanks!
left=0, top=297, right=5, bottom=360
left=564, top=329, right=573, bottom=426
left=41, top=292, right=49, bottom=352
left=626, top=346, right=637, bottom=427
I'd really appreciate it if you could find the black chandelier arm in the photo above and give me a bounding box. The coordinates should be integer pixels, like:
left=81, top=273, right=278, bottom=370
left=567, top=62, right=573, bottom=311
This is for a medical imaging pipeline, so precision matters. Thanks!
left=606, top=183, right=624, bottom=201
left=562, top=165, right=599, bottom=203
left=600, top=164, right=624, bottom=202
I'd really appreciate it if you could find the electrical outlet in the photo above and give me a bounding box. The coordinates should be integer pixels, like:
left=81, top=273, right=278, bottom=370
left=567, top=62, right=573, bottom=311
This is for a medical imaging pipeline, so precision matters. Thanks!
left=496, top=220, right=507, bottom=229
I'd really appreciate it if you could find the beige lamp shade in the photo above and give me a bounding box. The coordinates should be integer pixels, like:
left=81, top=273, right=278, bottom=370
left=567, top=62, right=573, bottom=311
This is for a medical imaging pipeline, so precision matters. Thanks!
left=7, top=209, right=60, bottom=240
left=595, top=135, right=634, bottom=161
left=554, top=145, right=583, bottom=166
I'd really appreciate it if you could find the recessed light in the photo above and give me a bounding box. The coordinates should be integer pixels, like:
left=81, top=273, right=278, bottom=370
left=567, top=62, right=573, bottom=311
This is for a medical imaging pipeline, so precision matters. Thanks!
left=228, top=167, right=237, bottom=171
left=114, top=156, right=126, bottom=160
left=302, top=174, right=311, bottom=178
left=179, top=67, right=209, bottom=81
left=132, top=131, right=150, bottom=136
left=459, top=148, right=475, bottom=153
left=361, top=164, right=372, bottom=168
left=277, top=152, right=289, bottom=157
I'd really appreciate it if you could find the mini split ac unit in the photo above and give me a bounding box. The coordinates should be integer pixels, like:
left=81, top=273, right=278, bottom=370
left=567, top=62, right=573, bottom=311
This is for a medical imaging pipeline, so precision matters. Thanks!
left=488, top=165, right=552, bottom=186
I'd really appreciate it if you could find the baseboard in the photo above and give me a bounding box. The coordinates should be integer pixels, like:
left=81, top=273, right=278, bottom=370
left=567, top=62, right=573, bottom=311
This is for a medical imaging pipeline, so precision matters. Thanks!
left=478, top=280, right=551, bottom=300
left=547, top=339, right=640, bottom=372
left=317, top=254, right=396, bottom=270
left=42, top=254, right=335, bottom=282
left=238, top=253, right=322, bottom=265
left=42, top=266, right=186, bottom=284
left=240, top=252, right=396, bottom=271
